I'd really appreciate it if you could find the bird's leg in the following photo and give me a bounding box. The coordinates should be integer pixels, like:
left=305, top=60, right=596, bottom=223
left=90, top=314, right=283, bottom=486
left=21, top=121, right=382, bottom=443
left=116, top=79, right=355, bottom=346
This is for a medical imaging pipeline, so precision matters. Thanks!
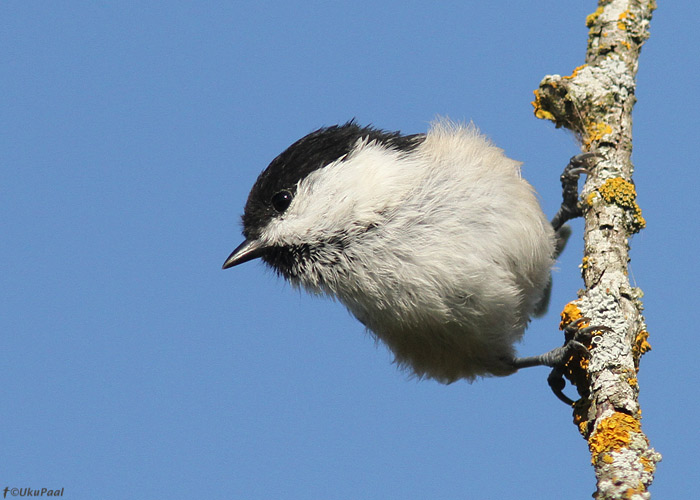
left=511, top=318, right=612, bottom=405
left=533, top=153, right=602, bottom=317
left=550, top=152, right=603, bottom=235
left=549, top=153, right=604, bottom=281
left=514, top=154, right=609, bottom=404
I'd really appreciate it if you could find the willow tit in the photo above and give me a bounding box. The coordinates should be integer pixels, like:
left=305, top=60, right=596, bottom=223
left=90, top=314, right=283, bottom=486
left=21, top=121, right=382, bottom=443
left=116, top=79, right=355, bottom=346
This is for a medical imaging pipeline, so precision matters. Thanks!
left=224, top=120, right=598, bottom=403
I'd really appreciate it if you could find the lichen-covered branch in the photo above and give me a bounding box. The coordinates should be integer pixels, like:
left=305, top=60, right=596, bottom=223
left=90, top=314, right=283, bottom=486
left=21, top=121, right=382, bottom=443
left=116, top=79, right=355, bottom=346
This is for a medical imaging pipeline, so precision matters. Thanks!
left=532, top=1, right=661, bottom=499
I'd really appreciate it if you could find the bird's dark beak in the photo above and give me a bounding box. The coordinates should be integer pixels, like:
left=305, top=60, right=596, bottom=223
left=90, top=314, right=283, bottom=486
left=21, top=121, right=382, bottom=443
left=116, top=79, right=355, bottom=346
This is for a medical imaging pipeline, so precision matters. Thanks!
left=222, top=239, right=267, bottom=269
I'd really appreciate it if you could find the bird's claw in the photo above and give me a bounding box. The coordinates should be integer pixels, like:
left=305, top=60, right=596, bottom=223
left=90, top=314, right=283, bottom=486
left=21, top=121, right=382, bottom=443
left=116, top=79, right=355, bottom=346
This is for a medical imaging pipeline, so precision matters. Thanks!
left=547, top=317, right=612, bottom=405
left=551, top=153, right=604, bottom=232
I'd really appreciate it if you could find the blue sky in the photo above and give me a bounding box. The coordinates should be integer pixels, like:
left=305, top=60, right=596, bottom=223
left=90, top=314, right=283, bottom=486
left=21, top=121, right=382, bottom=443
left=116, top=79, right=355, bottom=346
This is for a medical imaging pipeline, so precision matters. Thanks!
left=2, top=2, right=698, bottom=499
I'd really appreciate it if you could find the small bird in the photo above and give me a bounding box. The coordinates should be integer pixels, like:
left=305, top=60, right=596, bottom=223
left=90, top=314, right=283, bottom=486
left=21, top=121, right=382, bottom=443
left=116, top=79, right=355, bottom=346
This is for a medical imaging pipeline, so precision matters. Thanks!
left=224, top=119, right=598, bottom=403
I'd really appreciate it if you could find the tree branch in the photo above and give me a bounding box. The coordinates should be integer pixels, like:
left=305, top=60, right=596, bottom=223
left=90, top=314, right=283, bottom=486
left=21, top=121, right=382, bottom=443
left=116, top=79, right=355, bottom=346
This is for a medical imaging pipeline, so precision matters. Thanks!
left=532, top=1, right=661, bottom=498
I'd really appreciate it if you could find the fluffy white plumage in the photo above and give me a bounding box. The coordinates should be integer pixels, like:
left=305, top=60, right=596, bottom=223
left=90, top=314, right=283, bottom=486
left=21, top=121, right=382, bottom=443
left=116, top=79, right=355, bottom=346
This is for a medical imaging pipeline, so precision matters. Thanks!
left=252, top=120, right=555, bottom=382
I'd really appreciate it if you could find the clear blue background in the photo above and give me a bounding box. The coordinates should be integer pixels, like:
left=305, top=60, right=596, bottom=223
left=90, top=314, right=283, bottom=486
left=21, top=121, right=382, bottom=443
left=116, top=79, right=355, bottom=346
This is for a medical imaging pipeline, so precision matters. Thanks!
left=3, top=2, right=697, bottom=499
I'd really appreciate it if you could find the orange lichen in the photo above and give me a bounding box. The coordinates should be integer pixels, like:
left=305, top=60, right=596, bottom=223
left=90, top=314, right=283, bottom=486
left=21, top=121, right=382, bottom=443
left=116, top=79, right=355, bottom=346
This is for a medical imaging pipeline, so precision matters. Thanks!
left=598, top=177, right=646, bottom=233
left=580, top=255, right=590, bottom=271
left=586, top=190, right=598, bottom=206
left=559, top=303, right=594, bottom=390
left=574, top=410, right=588, bottom=436
left=599, top=177, right=636, bottom=206
left=559, top=302, right=583, bottom=330
left=586, top=6, right=604, bottom=27
left=531, top=89, right=556, bottom=122
left=563, top=64, right=587, bottom=80
left=583, top=121, right=613, bottom=147
left=640, top=456, right=655, bottom=473
left=633, top=330, right=651, bottom=369
left=617, top=10, right=632, bottom=30
left=589, top=412, right=642, bottom=464
left=625, top=484, right=646, bottom=497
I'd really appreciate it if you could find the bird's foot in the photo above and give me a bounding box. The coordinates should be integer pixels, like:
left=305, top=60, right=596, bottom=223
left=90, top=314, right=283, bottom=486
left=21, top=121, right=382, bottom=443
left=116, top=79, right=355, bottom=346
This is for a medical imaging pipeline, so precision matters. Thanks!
left=512, top=318, right=612, bottom=405
left=551, top=152, right=604, bottom=233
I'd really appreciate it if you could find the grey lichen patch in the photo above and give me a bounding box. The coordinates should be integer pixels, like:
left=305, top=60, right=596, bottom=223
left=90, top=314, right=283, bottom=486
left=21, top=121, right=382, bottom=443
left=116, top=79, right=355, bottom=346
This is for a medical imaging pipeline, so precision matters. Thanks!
left=577, top=289, right=632, bottom=373
left=533, top=57, right=635, bottom=147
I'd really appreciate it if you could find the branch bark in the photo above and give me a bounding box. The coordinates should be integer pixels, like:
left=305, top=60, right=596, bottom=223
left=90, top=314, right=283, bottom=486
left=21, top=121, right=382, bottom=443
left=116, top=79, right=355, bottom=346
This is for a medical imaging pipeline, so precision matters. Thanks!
left=532, top=1, right=661, bottom=498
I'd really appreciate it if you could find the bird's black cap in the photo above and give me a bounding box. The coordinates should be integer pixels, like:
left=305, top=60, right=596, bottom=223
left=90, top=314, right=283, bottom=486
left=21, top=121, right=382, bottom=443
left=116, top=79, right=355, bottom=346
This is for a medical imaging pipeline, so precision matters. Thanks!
left=240, top=121, right=425, bottom=241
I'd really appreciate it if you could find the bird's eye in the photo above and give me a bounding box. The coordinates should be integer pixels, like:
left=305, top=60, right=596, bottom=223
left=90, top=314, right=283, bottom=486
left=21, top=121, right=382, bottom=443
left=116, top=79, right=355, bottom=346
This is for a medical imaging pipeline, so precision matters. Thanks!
left=271, top=190, right=293, bottom=213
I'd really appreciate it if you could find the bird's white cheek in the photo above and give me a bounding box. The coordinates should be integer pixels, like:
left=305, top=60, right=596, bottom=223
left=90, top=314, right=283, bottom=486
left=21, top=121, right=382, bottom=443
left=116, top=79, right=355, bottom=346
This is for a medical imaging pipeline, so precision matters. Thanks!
left=263, top=204, right=360, bottom=249
left=258, top=216, right=306, bottom=247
